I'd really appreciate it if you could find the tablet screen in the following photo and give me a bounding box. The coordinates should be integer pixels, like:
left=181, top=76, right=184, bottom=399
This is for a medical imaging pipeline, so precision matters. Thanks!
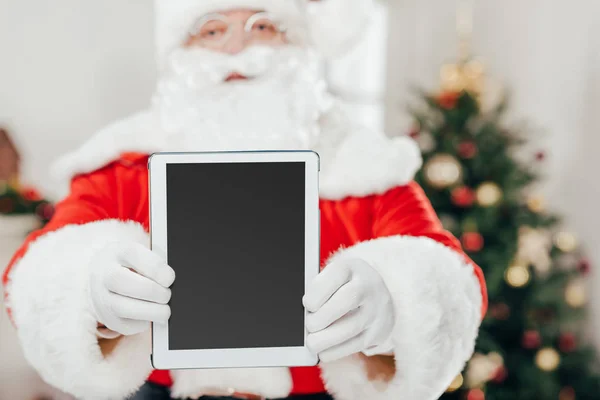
left=166, top=162, right=307, bottom=350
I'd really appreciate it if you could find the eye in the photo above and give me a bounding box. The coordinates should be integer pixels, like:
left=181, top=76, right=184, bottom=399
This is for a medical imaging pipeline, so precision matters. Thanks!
left=251, top=19, right=279, bottom=40
left=197, top=20, right=229, bottom=41
left=255, top=23, right=274, bottom=31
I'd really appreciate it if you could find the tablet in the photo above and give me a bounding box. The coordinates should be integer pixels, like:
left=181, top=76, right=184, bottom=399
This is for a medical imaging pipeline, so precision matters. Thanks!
left=149, top=151, right=320, bottom=370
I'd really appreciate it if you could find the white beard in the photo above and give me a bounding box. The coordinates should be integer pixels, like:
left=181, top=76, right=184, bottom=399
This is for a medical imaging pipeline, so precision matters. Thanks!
left=151, top=45, right=333, bottom=152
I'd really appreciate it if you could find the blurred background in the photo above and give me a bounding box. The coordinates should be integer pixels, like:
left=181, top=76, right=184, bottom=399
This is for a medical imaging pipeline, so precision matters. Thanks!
left=1, top=0, right=600, bottom=399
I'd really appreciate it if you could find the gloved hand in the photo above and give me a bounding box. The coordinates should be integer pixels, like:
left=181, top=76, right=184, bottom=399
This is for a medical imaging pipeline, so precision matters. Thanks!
left=304, top=258, right=394, bottom=362
left=89, top=242, right=175, bottom=336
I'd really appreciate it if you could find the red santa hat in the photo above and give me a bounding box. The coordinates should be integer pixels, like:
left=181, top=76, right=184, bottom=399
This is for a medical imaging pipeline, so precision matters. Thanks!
left=154, top=0, right=374, bottom=65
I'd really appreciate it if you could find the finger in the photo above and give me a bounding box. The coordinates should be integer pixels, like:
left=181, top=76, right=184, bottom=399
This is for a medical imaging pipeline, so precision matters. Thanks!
left=109, top=293, right=171, bottom=323
left=303, top=262, right=351, bottom=312
left=306, top=309, right=368, bottom=355
left=117, top=243, right=176, bottom=287
left=105, top=267, right=172, bottom=304
left=305, top=281, right=363, bottom=333
left=318, top=332, right=367, bottom=363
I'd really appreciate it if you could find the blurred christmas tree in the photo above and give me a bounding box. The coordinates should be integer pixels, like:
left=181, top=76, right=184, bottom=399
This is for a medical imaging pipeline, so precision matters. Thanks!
left=406, top=2, right=600, bottom=397
left=408, top=61, right=600, bottom=399
left=0, top=127, right=54, bottom=225
left=0, top=183, right=54, bottom=224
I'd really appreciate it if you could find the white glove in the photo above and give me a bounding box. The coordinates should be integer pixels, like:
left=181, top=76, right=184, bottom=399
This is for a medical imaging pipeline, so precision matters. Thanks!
left=89, top=242, right=175, bottom=336
left=304, top=258, right=394, bottom=362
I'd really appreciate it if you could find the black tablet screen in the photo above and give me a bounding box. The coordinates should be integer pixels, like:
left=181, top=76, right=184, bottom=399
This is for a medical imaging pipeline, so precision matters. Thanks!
left=166, top=162, right=306, bottom=350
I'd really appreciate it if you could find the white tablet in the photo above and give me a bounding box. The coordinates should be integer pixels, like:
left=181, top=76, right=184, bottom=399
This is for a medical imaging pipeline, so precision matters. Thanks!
left=148, top=151, right=320, bottom=370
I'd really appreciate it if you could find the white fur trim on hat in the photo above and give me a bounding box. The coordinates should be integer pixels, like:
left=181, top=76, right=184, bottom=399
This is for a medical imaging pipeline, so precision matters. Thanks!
left=153, top=0, right=374, bottom=65
left=154, top=0, right=300, bottom=66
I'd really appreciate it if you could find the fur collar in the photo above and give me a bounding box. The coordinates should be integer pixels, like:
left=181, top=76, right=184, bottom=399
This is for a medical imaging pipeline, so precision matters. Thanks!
left=52, top=106, right=422, bottom=200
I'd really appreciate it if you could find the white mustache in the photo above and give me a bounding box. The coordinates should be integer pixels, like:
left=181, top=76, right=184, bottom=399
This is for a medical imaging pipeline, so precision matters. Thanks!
left=166, top=46, right=277, bottom=86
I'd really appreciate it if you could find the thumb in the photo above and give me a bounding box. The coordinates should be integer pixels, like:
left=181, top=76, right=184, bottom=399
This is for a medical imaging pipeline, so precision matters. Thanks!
left=304, top=260, right=351, bottom=312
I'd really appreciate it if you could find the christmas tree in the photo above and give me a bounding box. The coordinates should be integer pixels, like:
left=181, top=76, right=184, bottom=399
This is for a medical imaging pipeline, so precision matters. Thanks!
left=0, top=127, right=54, bottom=224
left=408, top=60, right=600, bottom=400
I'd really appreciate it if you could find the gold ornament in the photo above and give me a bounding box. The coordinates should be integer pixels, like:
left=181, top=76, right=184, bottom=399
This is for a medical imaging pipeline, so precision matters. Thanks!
left=487, top=352, right=504, bottom=366
left=536, top=348, right=561, bottom=372
left=0, top=180, right=7, bottom=195
left=424, top=154, right=463, bottom=189
left=516, top=226, right=552, bottom=275
left=441, top=60, right=485, bottom=95
left=440, top=0, right=494, bottom=102
left=505, top=264, right=530, bottom=288
left=527, top=196, right=546, bottom=213
left=565, top=280, right=587, bottom=308
left=446, top=373, right=464, bottom=392
left=555, top=232, right=578, bottom=253
left=465, top=352, right=504, bottom=388
left=476, top=182, right=503, bottom=207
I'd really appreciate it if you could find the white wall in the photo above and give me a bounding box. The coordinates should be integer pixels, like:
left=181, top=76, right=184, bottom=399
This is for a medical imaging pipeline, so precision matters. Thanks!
left=0, top=0, right=156, bottom=198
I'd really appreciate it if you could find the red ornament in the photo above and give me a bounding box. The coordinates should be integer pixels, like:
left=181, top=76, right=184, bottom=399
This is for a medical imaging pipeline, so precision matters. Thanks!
left=452, top=186, right=476, bottom=207
left=462, top=232, right=484, bottom=252
left=559, top=386, right=576, bottom=400
left=522, top=330, right=542, bottom=349
left=535, top=151, right=546, bottom=161
left=489, top=303, right=510, bottom=320
left=559, top=333, right=577, bottom=353
left=36, top=202, right=55, bottom=220
left=467, top=388, right=485, bottom=400
left=458, top=141, right=478, bottom=159
left=20, top=186, right=43, bottom=202
left=437, top=91, right=460, bottom=110
left=578, top=259, right=591, bottom=275
left=491, top=366, right=508, bottom=384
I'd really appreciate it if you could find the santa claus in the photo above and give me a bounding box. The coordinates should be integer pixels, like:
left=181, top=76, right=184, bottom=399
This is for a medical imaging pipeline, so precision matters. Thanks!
left=2, top=1, right=487, bottom=399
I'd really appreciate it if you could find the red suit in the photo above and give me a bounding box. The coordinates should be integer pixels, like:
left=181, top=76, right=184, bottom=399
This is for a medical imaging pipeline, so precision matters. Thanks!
left=2, top=106, right=487, bottom=399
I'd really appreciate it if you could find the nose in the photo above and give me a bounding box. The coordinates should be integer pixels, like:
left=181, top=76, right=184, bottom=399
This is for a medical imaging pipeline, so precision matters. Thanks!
left=222, top=30, right=246, bottom=55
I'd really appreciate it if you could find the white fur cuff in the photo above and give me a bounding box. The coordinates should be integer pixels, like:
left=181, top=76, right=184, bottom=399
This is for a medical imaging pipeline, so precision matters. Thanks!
left=320, top=236, right=483, bottom=400
left=5, top=220, right=154, bottom=400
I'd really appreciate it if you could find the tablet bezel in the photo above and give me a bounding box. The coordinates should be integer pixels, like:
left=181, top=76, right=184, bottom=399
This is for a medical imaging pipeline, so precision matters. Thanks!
left=149, top=151, right=320, bottom=370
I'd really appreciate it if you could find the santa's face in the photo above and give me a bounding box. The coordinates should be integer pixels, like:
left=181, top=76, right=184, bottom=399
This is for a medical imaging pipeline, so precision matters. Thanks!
left=185, top=9, right=288, bottom=66
left=151, top=9, right=333, bottom=152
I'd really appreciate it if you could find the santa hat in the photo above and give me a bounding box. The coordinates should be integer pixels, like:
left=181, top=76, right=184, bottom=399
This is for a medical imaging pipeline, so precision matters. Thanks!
left=154, top=0, right=374, bottom=65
